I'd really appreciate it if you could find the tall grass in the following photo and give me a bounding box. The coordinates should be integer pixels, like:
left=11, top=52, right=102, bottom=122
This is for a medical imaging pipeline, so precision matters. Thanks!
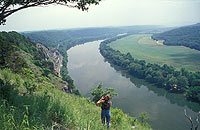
left=0, top=69, right=152, bottom=130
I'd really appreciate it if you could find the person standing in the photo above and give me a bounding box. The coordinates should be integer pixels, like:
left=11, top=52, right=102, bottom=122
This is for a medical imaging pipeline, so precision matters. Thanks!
left=97, top=94, right=112, bottom=129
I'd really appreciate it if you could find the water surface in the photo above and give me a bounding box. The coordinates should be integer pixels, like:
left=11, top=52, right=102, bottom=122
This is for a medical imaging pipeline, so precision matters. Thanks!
left=67, top=41, right=200, bottom=130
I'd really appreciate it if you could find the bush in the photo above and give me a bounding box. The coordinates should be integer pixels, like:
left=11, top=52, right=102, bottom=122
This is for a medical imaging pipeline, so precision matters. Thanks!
left=90, top=83, right=118, bottom=103
left=0, top=69, right=18, bottom=102
left=139, top=112, right=150, bottom=126
left=111, top=108, right=124, bottom=126
left=23, top=79, right=37, bottom=95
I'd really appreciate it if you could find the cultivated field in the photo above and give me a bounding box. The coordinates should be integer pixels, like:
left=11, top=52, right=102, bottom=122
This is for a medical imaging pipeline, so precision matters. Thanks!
left=109, top=34, right=200, bottom=72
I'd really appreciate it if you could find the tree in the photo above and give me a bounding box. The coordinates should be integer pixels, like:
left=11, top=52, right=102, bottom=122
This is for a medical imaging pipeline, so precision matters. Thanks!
left=0, top=0, right=101, bottom=25
left=177, top=75, right=188, bottom=91
left=186, top=86, right=200, bottom=101
left=89, top=83, right=118, bottom=103
left=0, top=40, right=13, bottom=68
left=191, top=79, right=200, bottom=86
left=166, top=76, right=178, bottom=91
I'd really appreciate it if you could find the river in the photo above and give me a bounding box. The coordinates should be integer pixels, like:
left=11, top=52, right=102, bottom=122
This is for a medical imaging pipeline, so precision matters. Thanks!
left=67, top=41, right=200, bottom=130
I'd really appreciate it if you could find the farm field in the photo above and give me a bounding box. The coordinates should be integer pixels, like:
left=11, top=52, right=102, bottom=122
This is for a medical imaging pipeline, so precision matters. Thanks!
left=109, top=34, right=200, bottom=72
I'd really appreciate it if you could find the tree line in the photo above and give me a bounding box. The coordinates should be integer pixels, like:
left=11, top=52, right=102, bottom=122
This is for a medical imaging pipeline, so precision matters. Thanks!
left=100, top=36, right=200, bottom=103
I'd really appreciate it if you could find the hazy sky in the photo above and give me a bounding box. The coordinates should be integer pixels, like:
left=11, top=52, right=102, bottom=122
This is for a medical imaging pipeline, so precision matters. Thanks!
left=0, top=0, right=200, bottom=32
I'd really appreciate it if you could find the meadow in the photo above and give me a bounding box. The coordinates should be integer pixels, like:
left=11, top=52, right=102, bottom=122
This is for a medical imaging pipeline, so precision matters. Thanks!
left=109, top=34, right=200, bottom=72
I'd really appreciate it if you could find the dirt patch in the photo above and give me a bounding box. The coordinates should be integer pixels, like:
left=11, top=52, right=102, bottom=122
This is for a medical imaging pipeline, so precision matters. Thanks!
left=156, top=40, right=164, bottom=45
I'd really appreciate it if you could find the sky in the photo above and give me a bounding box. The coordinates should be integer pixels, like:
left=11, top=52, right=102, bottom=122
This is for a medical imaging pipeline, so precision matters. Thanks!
left=0, top=0, right=200, bottom=32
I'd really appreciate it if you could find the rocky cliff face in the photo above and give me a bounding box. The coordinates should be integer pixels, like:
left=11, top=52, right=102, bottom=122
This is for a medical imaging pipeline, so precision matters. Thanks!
left=36, top=43, right=73, bottom=93
left=36, top=43, right=63, bottom=77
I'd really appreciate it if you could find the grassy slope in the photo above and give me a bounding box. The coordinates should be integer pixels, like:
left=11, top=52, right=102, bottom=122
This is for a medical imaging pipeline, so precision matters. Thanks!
left=109, top=34, right=200, bottom=72
left=0, top=69, right=151, bottom=130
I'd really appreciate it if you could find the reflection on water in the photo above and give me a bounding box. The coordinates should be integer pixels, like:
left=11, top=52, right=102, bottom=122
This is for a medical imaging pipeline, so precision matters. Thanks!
left=67, top=41, right=200, bottom=130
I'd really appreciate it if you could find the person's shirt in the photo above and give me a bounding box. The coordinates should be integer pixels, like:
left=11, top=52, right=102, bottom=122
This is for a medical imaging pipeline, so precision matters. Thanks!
left=101, top=100, right=112, bottom=110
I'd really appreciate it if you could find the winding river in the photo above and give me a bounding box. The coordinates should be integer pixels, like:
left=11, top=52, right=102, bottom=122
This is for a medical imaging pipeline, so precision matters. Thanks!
left=67, top=41, right=200, bottom=130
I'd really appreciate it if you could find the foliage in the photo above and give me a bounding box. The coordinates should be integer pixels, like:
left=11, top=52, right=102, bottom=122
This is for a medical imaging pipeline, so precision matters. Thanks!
left=0, top=31, right=53, bottom=72
left=110, top=108, right=139, bottom=130
left=111, top=108, right=124, bottom=126
left=139, top=112, right=150, bottom=126
left=0, top=37, right=27, bottom=72
left=0, top=39, right=13, bottom=68
left=186, top=86, right=200, bottom=102
left=89, top=83, right=118, bottom=103
left=23, top=79, right=37, bottom=95
left=0, top=0, right=101, bottom=25
left=100, top=35, right=200, bottom=103
left=0, top=69, right=19, bottom=102
left=152, top=23, right=200, bottom=51
left=21, top=68, right=35, bottom=79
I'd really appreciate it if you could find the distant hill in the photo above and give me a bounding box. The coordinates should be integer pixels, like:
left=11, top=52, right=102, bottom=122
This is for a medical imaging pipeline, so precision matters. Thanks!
left=23, top=26, right=167, bottom=48
left=152, top=23, right=200, bottom=50
left=23, top=28, right=119, bottom=47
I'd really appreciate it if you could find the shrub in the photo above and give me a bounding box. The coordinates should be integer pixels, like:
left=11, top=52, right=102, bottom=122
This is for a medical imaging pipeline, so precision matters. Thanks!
left=90, top=83, right=118, bottom=103
left=139, top=112, right=150, bottom=126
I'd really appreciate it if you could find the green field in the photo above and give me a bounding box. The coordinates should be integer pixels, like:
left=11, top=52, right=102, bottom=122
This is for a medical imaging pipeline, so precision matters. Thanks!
left=109, top=34, right=200, bottom=72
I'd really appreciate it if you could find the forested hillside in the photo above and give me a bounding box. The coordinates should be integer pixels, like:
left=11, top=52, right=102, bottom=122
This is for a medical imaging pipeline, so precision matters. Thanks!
left=0, top=31, right=54, bottom=74
left=23, top=28, right=117, bottom=48
left=23, top=26, right=166, bottom=48
left=152, top=23, right=200, bottom=50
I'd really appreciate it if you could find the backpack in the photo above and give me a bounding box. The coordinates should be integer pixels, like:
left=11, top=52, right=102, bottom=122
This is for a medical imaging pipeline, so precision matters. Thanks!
left=101, top=100, right=111, bottom=110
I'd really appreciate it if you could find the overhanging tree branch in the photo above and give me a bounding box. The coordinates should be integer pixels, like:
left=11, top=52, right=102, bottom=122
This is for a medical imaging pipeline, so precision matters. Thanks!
left=184, top=109, right=200, bottom=130
left=195, top=112, right=200, bottom=130
left=0, top=0, right=101, bottom=25
left=184, top=109, right=194, bottom=130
